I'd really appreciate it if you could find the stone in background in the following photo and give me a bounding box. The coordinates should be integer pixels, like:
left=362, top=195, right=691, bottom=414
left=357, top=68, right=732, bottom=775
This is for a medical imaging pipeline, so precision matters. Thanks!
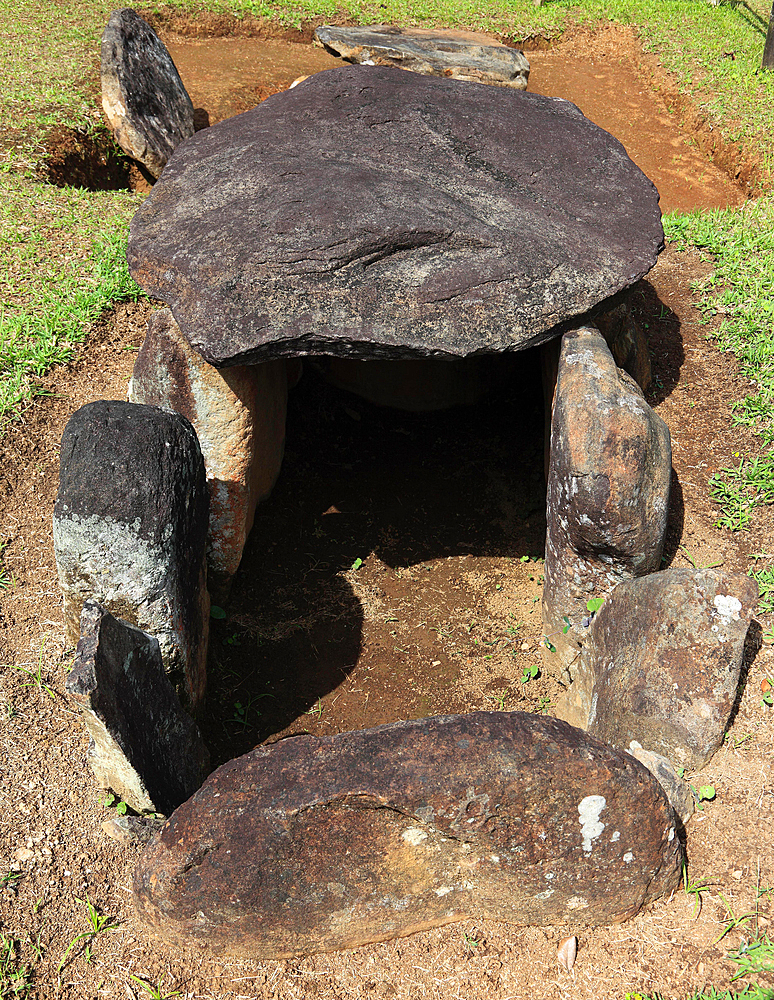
left=543, top=326, right=671, bottom=727
left=134, top=712, right=683, bottom=958
left=129, top=308, right=287, bottom=601
left=101, top=8, right=194, bottom=179
left=53, top=400, right=209, bottom=709
left=314, top=25, right=530, bottom=89
left=587, top=568, right=757, bottom=769
left=67, top=602, right=210, bottom=814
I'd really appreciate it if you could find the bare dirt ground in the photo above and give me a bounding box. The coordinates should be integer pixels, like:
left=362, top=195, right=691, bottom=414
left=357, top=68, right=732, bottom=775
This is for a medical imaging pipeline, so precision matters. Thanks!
left=1, top=19, right=773, bottom=1000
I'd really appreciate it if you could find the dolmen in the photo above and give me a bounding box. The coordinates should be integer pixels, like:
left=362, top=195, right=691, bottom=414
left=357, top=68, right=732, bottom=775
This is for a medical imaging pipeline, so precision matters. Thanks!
left=314, top=24, right=530, bottom=89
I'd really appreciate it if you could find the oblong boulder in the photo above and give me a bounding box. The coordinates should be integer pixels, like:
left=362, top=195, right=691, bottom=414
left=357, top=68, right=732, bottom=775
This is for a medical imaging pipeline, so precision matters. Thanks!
left=134, top=712, right=683, bottom=958
left=128, top=65, right=663, bottom=368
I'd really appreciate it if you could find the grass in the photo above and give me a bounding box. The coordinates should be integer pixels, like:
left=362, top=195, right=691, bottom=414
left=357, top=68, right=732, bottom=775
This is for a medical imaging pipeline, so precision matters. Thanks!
left=663, top=199, right=774, bottom=532
left=0, top=936, right=32, bottom=998
left=57, top=896, right=117, bottom=974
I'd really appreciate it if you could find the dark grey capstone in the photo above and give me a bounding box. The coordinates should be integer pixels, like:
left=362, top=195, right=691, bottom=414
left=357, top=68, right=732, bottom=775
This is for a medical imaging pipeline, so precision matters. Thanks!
left=128, top=65, right=663, bottom=368
left=53, top=400, right=210, bottom=709
left=587, top=568, right=758, bottom=770
left=543, top=326, right=671, bottom=729
left=314, top=25, right=530, bottom=89
left=101, top=8, right=194, bottom=178
left=134, top=712, right=683, bottom=958
left=67, top=602, right=210, bottom=815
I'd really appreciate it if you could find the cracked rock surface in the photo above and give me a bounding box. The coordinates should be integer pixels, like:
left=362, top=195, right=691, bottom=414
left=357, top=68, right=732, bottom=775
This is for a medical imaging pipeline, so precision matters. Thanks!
left=128, top=65, right=663, bottom=368
left=133, top=711, right=683, bottom=958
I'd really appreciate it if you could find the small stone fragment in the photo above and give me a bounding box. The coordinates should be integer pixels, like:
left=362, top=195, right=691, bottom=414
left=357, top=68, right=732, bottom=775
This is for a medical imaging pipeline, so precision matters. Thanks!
left=101, top=8, right=195, bottom=178
left=543, top=326, right=671, bottom=728
left=314, top=25, right=530, bottom=90
left=53, top=400, right=210, bottom=709
left=128, top=308, right=287, bottom=600
left=626, top=742, right=694, bottom=825
left=134, top=712, right=683, bottom=958
left=67, top=602, right=210, bottom=814
left=557, top=935, right=577, bottom=972
left=586, top=569, right=758, bottom=769
left=102, top=814, right=167, bottom=848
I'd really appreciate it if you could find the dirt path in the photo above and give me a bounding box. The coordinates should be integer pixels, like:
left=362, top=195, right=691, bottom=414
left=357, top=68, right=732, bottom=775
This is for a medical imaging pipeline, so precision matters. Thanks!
left=0, top=23, right=772, bottom=1000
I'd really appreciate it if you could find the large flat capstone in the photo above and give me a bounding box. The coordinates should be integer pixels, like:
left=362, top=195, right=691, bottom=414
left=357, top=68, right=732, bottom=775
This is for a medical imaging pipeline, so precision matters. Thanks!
left=128, top=65, right=663, bottom=368
left=134, top=712, right=683, bottom=958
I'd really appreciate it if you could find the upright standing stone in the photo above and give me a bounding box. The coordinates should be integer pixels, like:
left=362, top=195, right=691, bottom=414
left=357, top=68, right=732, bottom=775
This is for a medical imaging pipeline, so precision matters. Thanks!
left=543, top=326, right=671, bottom=728
left=134, top=712, right=683, bottom=958
left=314, top=25, right=530, bottom=90
left=101, top=9, right=195, bottom=179
left=128, top=308, right=287, bottom=601
left=67, top=602, right=210, bottom=814
left=587, top=569, right=757, bottom=769
left=53, top=401, right=209, bottom=709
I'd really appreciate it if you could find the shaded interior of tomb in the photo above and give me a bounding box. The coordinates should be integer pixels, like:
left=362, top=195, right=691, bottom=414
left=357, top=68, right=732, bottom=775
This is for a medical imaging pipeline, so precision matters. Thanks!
left=198, top=347, right=547, bottom=764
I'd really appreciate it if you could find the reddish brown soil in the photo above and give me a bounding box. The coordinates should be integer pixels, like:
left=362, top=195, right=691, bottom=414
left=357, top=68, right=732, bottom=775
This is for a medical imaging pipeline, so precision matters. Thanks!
left=1, top=19, right=772, bottom=1000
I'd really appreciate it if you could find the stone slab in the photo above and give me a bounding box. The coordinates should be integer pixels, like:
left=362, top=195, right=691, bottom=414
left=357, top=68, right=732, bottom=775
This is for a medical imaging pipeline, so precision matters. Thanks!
left=134, top=712, right=683, bottom=958
left=587, top=568, right=758, bottom=769
left=128, top=65, right=663, bottom=368
left=314, top=25, right=529, bottom=89
left=53, top=400, right=210, bottom=709
left=67, top=602, right=210, bottom=814
left=101, top=9, right=195, bottom=179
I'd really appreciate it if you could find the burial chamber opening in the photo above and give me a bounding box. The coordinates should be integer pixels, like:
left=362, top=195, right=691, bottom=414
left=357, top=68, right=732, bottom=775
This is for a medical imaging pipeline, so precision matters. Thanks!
left=197, top=349, right=552, bottom=766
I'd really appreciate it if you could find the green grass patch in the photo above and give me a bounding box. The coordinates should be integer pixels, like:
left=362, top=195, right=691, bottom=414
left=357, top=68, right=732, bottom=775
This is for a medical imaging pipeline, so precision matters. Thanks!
left=664, top=198, right=774, bottom=530
left=0, top=175, right=144, bottom=425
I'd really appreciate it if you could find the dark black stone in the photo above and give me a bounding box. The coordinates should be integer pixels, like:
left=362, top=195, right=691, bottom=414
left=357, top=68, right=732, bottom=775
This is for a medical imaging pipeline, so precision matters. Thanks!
left=101, top=8, right=194, bottom=178
left=68, top=602, right=210, bottom=815
left=128, top=65, right=663, bottom=368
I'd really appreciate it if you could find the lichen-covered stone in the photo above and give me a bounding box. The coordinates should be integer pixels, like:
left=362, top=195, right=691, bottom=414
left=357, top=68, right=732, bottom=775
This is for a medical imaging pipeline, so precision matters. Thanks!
left=587, top=569, right=757, bottom=769
left=128, top=65, right=663, bottom=368
left=543, top=326, right=671, bottom=727
left=134, top=712, right=683, bottom=958
left=67, top=602, right=210, bottom=814
left=101, top=8, right=194, bottom=178
left=128, top=308, right=287, bottom=600
left=314, top=25, right=530, bottom=90
left=53, top=400, right=209, bottom=709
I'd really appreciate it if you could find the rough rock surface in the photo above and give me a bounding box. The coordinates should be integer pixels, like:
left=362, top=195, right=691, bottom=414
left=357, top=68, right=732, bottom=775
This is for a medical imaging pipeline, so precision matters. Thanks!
left=595, top=300, right=652, bottom=393
left=587, top=569, right=758, bottom=769
left=53, top=400, right=210, bottom=709
left=128, top=308, right=287, bottom=600
left=67, top=602, right=210, bottom=814
left=128, top=65, right=663, bottom=368
left=101, top=8, right=194, bottom=178
left=543, top=326, right=671, bottom=727
left=314, top=25, right=530, bottom=89
left=626, top=743, right=695, bottom=826
left=134, top=712, right=683, bottom=958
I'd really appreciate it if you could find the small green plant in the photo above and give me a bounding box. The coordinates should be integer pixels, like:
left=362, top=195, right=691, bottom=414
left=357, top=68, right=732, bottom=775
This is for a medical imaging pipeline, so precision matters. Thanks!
left=683, top=862, right=713, bottom=916
left=230, top=691, right=274, bottom=730
left=729, top=935, right=774, bottom=981
left=210, top=605, right=227, bottom=620
left=350, top=557, right=363, bottom=571
left=586, top=597, right=605, bottom=613
left=127, top=974, right=182, bottom=999
left=521, top=664, right=540, bottom=685
left=0, top=872, right=23, bottom=891
left=13, top=645, right=55, bottom=700
left=305, top=697, right=323, bottom=719
left=102, top=792, right=128, bottom=816
left=58, top=896, right=118, bottom=974
left=0, top=542, right=14, bottom=591
left=679, top=545, right=724, bottom=570
left=0, top=936, right=33, bottom=998
left=761, top=678, right=773, bottom=708
left=714, top=892, right=757, bottom=945
left=537, top=695, right=552, bottom=714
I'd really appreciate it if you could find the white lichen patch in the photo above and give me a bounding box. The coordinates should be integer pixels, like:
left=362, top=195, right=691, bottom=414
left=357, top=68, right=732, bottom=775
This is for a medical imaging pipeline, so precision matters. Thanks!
left=566, top=896, right=589, bottom=910
left=713, top=594, right=742, bottom=624
left=623, top=851, right=634, bottom=863
left=578, top=795, right=606, bottom=853
left=401, top=827, right=428, bottom=847
left=434, top=887, right=453, bottom=897
left=610, top=830, right=620, bottom=842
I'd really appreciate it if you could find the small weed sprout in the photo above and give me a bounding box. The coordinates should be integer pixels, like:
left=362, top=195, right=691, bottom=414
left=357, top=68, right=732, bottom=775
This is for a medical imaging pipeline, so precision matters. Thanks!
left=683, top=863, right=713, bottom=917
left=521, top=664, right=540, bottom=685
left=0, top=936, right=33, bottom=997
left=58, top=896, right=117, bottom=974
left=128, top=974, right=182, bottom=999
